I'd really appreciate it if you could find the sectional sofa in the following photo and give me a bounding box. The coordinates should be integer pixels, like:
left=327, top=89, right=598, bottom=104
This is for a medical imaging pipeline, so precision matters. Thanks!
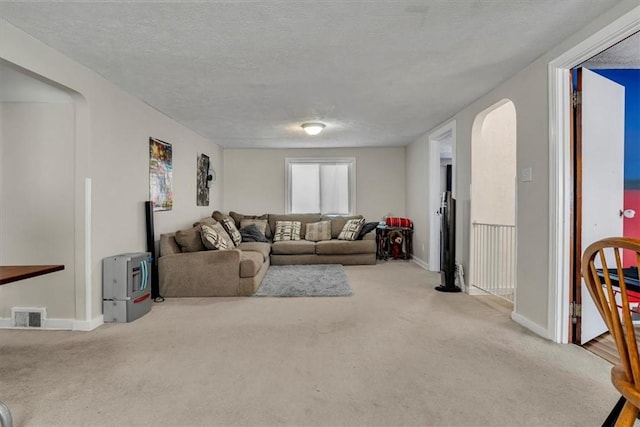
left=158, top=211, right=377, bottom=297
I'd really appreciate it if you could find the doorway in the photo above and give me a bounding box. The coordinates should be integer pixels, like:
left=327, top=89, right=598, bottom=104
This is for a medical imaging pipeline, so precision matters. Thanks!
left=428, top=121, right=456, bottom=275
left=570, top=33, right=639, bottom=346
left=0, top=59, right=93, bottom=329
left=470, top=100, right=517, bottom=303
left=548, top=10, right=639, bottom=344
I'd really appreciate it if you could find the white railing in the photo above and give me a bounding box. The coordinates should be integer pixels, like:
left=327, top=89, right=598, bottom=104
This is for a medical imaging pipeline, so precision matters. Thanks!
left=471, top=222, right=516, bottom=302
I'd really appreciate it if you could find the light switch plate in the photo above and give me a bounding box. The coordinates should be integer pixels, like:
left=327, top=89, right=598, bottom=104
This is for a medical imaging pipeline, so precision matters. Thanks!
left=522, top=167, right=533, bottom=182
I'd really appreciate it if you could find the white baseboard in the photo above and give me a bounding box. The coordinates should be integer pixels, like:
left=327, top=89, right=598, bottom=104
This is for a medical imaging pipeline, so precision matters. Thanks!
left=0, top=317, right=73, bottom=330
left=73, top=315, right=104, bottom=331
left=411, top=257, right=429, bottom=270
left=511, top=311, right=550, bottom=339
left=0, top=315, right=103, bottom=331
left=469, top=285, right=489, bottom=296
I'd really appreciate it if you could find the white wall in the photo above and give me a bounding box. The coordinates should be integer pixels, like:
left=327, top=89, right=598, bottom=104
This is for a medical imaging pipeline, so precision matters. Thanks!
left=223, top=147, right=405, bottom=222
left=405, top=139, right=429, bottom=265
left=0, top=20, right=223, bottom=327
left=1, top=103, right=75, bottom=319
left=471, top=101, right=516, bottom=225
left=405, top=0, right=638, bottom=337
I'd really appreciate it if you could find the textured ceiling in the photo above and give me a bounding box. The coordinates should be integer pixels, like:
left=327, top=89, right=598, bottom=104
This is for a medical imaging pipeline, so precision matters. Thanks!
left=582, top=31, right=640, bottom=69
left=0, top=0, right=624, bottom=148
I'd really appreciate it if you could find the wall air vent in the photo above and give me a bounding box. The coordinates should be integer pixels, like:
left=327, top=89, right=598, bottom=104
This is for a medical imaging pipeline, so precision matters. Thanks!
left=11, top=307, right=46, bottom=328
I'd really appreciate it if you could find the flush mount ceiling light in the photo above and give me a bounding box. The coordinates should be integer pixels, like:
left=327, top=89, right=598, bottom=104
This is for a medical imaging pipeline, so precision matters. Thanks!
left=301, top=122, right=325, bottom=136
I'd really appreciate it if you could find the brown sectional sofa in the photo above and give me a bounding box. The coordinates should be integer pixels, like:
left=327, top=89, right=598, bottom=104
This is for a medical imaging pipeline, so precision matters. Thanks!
left=158, top=212, right=376, bottom=297
left=267, top=213, right=376, bottom=265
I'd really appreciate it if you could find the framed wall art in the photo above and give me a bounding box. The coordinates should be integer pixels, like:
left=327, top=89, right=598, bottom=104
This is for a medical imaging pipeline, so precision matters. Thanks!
left=149, top=137, right=173, bottom=211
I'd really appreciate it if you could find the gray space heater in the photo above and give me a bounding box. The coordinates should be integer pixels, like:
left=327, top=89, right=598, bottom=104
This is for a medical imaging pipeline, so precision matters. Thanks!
left=103, top=252, right=152, bottom=323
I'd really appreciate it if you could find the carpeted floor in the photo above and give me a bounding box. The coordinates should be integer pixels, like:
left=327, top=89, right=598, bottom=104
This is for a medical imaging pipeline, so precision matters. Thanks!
left=0, top=262, right=619, bottom=426
left=254, top=264, right=353, bottom=297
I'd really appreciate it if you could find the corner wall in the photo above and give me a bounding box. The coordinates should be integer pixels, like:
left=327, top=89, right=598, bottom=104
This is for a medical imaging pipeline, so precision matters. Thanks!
left=405, top=137, right=429, bottom=266
left=223, top=147, right=405, bottom=222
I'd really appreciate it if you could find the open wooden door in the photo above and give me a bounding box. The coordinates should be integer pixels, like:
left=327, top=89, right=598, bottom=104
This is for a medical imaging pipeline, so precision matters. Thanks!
left=573, top=67, right=626, bottom=344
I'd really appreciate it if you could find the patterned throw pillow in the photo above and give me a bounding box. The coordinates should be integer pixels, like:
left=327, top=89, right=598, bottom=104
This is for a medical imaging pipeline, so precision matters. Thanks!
left=273, top=221, right=302, bottom=242
left=240, top=218, right=268, bottom=236
left=220, top=217, right=242, bottom=246
left=305, top=220, right=332, bottom=242
left=200, top=224, right=232, bottom=250
left=338, top=218, right=366, bottom=241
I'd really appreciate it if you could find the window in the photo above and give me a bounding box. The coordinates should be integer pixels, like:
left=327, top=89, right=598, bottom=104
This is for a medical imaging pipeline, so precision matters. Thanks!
left=286, top=158, right=356, bottom=215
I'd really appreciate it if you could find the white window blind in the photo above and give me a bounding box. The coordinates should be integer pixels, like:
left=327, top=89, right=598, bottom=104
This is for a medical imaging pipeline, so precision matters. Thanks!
left=286, top=158, right=355, bottom=215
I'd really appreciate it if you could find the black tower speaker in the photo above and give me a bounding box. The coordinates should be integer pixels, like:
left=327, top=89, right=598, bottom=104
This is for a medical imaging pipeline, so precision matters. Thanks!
left=145, top=201, right=162, bottom=300
left=435, top=191, right=461, bottom=293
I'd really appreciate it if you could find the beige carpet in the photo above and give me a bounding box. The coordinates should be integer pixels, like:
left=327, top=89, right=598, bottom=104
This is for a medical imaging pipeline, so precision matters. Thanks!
left=0, top=262, right=619, bottom=426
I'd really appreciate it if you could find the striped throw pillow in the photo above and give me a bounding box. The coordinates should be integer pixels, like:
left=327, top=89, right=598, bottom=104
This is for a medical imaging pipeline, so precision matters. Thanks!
left=220, top=217, right=241, bottom=246
left=200, top=224, right=233, bottom=250
left=273, top=221, right=302, bottom=242
left=338, top=218, right=366, bottom=241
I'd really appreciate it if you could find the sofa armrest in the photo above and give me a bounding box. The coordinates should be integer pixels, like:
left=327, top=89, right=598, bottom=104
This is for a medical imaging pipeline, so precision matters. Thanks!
left=160, top=233, right=181, bottom=256
left=159, top=249, right=241, bottom=297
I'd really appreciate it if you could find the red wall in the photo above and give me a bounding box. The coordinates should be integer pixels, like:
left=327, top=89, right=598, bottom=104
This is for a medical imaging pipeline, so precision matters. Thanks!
left=624, top=189, right=640, bottom=266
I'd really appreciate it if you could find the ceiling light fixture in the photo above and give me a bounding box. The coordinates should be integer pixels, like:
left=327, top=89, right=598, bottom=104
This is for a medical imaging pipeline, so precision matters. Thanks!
left=301, top=122, right=325, bottom=136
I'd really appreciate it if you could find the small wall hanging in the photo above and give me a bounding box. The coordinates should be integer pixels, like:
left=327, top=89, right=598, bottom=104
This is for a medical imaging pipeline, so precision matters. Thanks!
left=197, top=153, right=211, bottom=206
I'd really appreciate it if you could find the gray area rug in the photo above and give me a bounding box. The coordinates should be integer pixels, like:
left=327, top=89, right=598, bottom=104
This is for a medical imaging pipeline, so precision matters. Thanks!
left=254, top=264, right=353, bottom=297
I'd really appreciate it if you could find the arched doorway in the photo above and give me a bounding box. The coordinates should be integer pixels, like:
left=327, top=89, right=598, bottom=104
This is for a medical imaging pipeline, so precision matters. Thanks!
left=470, top=99, right=517, bottom=303
left=0, top=59, right=92, bottom=329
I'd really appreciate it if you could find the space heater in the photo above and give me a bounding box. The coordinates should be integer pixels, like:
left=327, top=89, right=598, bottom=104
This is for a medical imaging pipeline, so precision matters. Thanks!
left=103, top=252, right=152, bottom=322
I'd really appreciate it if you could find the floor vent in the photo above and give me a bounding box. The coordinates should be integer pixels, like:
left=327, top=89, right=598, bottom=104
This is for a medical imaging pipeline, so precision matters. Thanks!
left=12, top=307, right=46, bottom=328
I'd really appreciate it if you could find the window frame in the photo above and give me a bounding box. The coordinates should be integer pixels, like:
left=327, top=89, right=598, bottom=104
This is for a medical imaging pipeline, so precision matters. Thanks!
left=285, top=157, right=356, bottom=215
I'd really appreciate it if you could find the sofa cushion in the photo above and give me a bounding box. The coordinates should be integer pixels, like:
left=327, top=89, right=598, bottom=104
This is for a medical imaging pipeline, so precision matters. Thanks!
left=271, top=240, right=316, bottom=255
left=192, top=217, right=218, bottom=228
left=316, top=239, right=375, bottom=255
left=268, top=213, right=322, bottom=238
left=338, top=218, right=366, bottom=241
left=239, top=251, right=264, bottom=278
left=236, top=242, right=271, bottom=261
left=240, top=218, right=269, bottom=236
left=322, top=215, right=364, bottom=239
left=239, top=223, right=269, bottom=243
left=230, top=211, right=271, bottom=238
left=220, top=217, right=242, bottom=246
left=174, top=227, right=206, bottom=252
left=305, top=220, right=332, bottom=242
left=273, top=221, right=302, bottom=241
left=200, top=223, right=233, bottom=250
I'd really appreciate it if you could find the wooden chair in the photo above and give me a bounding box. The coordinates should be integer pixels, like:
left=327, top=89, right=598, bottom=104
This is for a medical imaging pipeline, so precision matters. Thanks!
left=581, top=237, right=640, bottom=426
